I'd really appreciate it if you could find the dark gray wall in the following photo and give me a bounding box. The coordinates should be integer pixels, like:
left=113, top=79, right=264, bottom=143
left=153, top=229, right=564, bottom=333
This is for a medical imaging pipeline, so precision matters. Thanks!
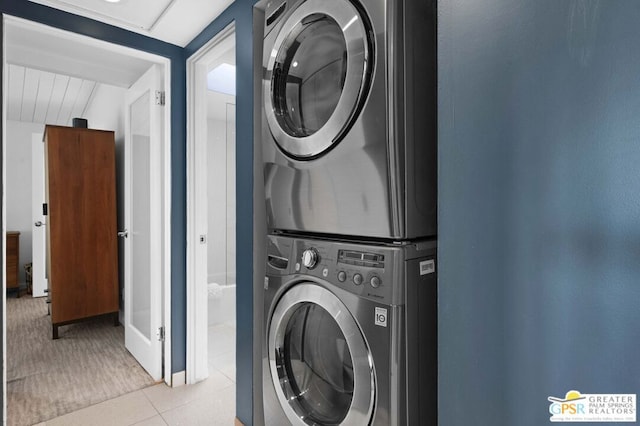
left=439, top=1, right=640, bottom=425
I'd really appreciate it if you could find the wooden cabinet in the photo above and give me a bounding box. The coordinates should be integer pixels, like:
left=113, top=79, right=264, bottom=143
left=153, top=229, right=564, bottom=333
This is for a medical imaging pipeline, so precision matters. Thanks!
left=6, top=232, right=20, bottom=295
left=44, top=125, right=119, bottom=339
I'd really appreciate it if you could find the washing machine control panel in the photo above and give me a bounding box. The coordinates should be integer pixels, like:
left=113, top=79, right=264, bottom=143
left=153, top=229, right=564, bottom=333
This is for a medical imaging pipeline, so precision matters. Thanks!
left=293, top=240, right=396, bottom=304
left=337, top=249, right=385, bottom=291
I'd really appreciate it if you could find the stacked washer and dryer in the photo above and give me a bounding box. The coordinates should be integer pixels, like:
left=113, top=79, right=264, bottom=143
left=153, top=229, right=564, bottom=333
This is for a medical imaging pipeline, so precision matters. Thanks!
left=260, top=0, right=437, bottom=424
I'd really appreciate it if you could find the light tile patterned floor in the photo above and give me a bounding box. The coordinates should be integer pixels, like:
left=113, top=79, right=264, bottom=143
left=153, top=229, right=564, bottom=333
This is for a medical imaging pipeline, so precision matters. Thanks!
left=37, top=324, right=236, bottom=426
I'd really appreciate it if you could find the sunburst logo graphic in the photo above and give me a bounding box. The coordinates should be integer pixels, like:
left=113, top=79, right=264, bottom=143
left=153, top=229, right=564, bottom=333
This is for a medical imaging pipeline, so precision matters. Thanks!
left=548, top=390, right=586, bottom=404
left=548, top=390, right=586, bottom=417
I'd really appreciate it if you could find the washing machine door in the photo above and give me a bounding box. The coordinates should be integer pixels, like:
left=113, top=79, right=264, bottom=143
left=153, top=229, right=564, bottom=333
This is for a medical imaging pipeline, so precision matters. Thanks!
left=264, top=0, right=371, bottom=159
left=268, top=283, right=375, bottom=425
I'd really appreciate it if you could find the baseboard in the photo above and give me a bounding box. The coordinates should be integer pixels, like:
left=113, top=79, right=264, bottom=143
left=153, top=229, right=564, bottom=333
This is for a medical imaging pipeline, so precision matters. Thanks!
left=171, top=370, right=186, bottom=387
left=234, top=418, right=244, bottom=426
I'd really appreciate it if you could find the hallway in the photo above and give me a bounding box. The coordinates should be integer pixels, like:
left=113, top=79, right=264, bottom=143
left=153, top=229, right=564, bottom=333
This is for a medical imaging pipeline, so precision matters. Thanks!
left=36, top=325, right=236, bottom=425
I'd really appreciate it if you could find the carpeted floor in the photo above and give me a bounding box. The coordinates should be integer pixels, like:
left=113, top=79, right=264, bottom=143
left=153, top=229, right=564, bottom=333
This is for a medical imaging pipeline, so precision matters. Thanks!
left=6, top=296, right=156, bottom=426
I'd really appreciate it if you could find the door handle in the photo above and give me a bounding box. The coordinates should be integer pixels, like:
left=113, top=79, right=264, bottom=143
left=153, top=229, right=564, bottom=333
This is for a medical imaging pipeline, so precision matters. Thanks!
left=35, top=221, right=45, bottom=227
left=117, top=230, right=129, bottom=238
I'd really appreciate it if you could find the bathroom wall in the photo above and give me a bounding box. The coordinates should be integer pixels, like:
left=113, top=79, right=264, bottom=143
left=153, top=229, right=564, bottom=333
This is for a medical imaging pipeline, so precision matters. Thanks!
left=207, top=91, right=236, bottom=285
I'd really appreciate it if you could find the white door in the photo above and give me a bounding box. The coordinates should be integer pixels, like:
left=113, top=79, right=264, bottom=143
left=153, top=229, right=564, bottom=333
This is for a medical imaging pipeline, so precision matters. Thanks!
left=124, top=64, right=164, bottom=381
left=31, top=133, right=47, bottom=297
left=186, top=25, right=236, bottom=384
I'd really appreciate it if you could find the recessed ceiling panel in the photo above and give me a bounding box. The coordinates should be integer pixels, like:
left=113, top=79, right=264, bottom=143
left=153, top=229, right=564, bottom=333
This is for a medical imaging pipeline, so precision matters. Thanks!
left=29, top=0, right=175, bottom=30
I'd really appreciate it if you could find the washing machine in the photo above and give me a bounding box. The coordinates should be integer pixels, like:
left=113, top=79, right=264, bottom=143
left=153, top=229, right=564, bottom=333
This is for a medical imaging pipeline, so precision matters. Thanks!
left=261, top=0, right=437, bottom=240
left=262, top=234, right=437, bottom=425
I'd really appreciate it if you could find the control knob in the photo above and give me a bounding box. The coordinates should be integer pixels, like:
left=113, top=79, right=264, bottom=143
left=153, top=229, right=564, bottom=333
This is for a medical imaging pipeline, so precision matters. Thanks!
left=301, top=248, right=319, bottom=269
left=353, top=273, right=363, bottom=285
left=370, top=276, right=381, bottom=288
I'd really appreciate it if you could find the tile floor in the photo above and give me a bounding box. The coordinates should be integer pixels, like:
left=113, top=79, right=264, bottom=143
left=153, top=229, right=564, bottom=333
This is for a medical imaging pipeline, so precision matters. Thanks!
left=35, top=323, right=237, bottom=426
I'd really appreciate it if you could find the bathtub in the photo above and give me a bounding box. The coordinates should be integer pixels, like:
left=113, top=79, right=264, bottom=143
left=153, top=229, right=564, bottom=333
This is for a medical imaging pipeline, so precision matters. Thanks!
left=208, top=282, right=236, bottom=326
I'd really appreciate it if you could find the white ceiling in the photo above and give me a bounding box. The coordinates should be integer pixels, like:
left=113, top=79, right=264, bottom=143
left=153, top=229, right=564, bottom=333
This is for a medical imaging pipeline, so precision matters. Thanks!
left=7, top=64, right=97, bottom=125
left=5, top=17, right=158, bottom=126
left=27, top=0, right=235, bottom=47
left=6, top=0, right=236, bottom=127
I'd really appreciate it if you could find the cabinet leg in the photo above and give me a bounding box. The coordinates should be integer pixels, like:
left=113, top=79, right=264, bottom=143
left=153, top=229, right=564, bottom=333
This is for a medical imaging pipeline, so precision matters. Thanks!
left=52, top=325, right=59, bottom=340
left=113, top=312, right=120, bottom=327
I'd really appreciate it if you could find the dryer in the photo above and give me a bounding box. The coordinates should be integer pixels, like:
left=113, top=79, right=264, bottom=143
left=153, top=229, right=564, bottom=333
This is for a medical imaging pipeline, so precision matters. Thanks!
left=262, top=0, right=437, bottom=240
left=262, top=234, right=437, bottom=425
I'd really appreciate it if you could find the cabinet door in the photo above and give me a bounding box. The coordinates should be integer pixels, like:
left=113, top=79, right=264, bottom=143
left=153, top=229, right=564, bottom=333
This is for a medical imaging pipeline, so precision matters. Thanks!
left=45, top=126, right=118, bottom=324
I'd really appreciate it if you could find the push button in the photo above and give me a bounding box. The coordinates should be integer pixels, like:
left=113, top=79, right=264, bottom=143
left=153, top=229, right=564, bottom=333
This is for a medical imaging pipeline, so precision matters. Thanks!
left=337, top=271, right=347, bottom=282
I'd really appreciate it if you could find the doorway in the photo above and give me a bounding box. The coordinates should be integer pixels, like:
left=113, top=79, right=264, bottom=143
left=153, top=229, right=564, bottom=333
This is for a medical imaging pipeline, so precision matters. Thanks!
left=186, top=24, right=237, bottom=385
left=2, top=14, right=172, bottom=423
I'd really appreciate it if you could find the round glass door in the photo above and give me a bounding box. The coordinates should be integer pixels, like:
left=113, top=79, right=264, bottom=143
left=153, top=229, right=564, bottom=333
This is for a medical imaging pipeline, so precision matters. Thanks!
left=264, top=0, right=372, bottom=159
left=268, top=283, right=375, bottom=425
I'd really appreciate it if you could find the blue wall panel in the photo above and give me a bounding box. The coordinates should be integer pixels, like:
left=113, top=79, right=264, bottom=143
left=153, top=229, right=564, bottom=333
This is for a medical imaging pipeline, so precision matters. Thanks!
left=439, top=1, right=640, bottom=425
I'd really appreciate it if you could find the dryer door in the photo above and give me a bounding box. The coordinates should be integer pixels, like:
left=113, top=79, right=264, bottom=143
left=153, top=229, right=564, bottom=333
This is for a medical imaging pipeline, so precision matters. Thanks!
left=264, top=0, right=372, bottom=159
left=268, top=283, right=375, bottom=425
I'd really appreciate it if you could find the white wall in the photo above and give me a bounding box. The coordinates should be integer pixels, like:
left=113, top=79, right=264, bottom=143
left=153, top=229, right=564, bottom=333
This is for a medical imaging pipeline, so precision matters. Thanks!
left=83, top=83, right=126, bottom=142
left=207, top=91, right=236, bottom=285
left=6, top=121, right=45, bottom=285
left=225, top=104, right=236, bottom=284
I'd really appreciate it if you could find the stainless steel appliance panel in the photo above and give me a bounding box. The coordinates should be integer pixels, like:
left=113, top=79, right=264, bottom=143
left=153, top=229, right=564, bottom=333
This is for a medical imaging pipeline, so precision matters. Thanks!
left=262, top=235, right=437, bottom=425
left=262, top=0, right=437, bottom=240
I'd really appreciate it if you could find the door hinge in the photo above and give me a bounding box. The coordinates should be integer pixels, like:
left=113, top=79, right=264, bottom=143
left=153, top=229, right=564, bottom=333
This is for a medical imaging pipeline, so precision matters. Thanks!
left=157, top=326, right=165, bottom=342
left=155, top=90, right=166, bottom=106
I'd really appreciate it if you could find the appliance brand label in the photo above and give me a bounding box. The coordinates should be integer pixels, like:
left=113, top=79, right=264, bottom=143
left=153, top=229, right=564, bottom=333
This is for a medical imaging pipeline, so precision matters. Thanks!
left=420, top=259, right=436, bottom=275
left=375, top=307, right=387, bottom=327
